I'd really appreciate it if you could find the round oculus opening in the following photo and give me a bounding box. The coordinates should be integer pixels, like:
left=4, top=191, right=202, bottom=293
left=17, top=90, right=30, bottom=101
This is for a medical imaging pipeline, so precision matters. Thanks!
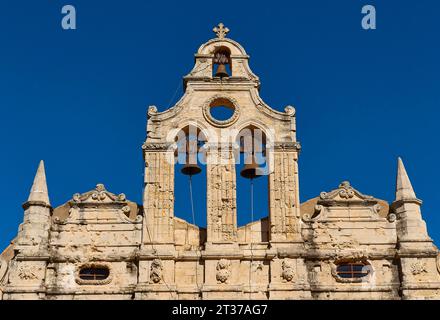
left=208, top=98, right=236, bottom=122
left=209, top=105, right=235, bottom=121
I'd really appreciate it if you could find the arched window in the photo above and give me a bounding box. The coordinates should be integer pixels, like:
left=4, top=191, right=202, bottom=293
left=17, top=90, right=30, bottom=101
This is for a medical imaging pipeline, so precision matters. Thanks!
left=78, top=266, right=110, bottom=281
left=235, top=125, right=269, bottom=230
left=173, top=125, right=207, bottom=228
left=336, top=262, right=370, bottom=279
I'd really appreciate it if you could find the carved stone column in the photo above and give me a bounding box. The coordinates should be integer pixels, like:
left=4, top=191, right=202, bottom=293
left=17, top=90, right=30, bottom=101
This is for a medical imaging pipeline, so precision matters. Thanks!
left=268, top=143, right=301, bottom=243
left=206, top=143, right=238, bottom=244
left=142, top=143, right=175, bottom=244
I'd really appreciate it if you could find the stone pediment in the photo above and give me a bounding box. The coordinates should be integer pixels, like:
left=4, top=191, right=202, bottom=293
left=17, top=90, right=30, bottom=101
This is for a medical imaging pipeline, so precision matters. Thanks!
left=51, top=184, right=142, bottom=225
left=303, top=181, right=385, bottom=222
left=319, top=181, right=374, bottom=204
left=72, top=184, right=127, bottom=205
left=53, top=184, right=143, bottom=224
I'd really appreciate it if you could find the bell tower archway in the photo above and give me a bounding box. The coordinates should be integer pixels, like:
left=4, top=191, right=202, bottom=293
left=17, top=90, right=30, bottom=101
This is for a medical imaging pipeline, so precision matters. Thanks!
left=140, top=23, right=302, bottom=299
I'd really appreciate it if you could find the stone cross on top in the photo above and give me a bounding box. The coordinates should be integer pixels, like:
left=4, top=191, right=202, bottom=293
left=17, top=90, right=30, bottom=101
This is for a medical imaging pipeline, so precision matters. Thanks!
left=213, top=23, right=229, bottom=39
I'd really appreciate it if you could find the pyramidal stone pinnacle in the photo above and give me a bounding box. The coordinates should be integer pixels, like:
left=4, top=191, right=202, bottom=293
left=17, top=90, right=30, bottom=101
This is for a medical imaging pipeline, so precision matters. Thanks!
left=396, top=157, right=417, bottom=201
left=27, top=160, right=50, bottom=206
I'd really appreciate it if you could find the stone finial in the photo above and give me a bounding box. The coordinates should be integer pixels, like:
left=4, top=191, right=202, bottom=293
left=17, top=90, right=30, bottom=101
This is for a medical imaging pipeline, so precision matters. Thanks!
left=213, top=23, right=229, bottom=39
left=27, top=160, right=50, bottom=206
left=395, top=157, right=417, bottom=201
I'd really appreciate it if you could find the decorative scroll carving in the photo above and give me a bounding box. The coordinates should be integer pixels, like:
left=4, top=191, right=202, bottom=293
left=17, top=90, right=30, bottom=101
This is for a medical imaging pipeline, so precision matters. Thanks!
left=73, top=184, right=126, bottom=204
left=411, top=261, right=427, bottom=275
left=320, top=181, right=374, bottom=201
left=387, top=213, right=397, bottom=223
left=216, top=259, right=231, bottom=284
left=284, top=105, right=296, bottom=116
left=281, top=259, right=295, bottom=282
left=147, top=105, right=158, bottom=117
left=150, top=259, right=163, bottom=284
left=119, top=206, right=143, bottom=223
left=17, top=265, right=38, bottom=280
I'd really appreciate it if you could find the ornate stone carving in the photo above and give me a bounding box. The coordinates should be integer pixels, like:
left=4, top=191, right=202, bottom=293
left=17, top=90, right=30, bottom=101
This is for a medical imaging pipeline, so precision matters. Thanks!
left=273, top=142, right=301, bottom=151
left=216, top=259, right=231, bottom=284
left=17, top=265, right=38, bottom=280
left=411, top=261, right=427, bottom=275
left=284, top=105, right=296, bottom=116
left=202, top=95, right=240, bottom=128
left=73, top=184, right=126, bottom=204
left=142, top=142, right=174, bottom=151
left=320, top=181, right=374, bottom=201
left=213, top=23, right=229, bottom=39
left=207, top=148, right=238, bottom=243
left=387, top=213, right=397, bottom=223
left=281, top=259, right=295, bottom=282
left=147, top=105, right=158, bottom=117
left=150, top=259, right=163, bottom=284
left=122, top=205, right=131, bottom=215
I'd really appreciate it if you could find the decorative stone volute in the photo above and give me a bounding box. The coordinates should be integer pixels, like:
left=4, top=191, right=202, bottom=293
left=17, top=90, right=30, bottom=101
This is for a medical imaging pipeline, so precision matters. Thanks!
left=320, top=181, right=374, bottom=202
left=72, top=184, right=126, bottom=205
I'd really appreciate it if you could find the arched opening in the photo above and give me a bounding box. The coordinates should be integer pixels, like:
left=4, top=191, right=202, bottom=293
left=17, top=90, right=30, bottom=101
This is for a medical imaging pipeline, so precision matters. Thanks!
left=79, top=265, right=110, bottom=281
left=207, top=97, right=237, bottom=123
left=235, top=125, right=269, bottom=229
left=210, top=105, right=234, bottom=121
left=173, top=125, right=208, bottom=228
left=336, top=261, right=371, bottom=279
left=212, top=47, right=231, bottom=78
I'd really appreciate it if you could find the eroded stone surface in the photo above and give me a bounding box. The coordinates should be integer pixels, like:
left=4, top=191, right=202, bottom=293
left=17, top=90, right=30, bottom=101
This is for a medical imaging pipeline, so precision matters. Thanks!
left=1, top=24, right=439, bottom=300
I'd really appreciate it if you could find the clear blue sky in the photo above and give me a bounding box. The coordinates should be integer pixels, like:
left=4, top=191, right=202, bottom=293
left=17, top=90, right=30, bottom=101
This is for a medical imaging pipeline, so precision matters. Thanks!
left=1, top=0, right=439, bottom=250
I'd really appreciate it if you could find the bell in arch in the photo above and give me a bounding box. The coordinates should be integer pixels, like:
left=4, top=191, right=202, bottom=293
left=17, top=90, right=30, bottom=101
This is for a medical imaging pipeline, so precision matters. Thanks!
left=181, top=162, right=202, bottom=176
left=213, top=50, right=230, bottom=78
left=240, top=154, right=261, bottom=180
left=181, top=140, right=202, bottom=176
left=214, top=64, right=229, bottom=78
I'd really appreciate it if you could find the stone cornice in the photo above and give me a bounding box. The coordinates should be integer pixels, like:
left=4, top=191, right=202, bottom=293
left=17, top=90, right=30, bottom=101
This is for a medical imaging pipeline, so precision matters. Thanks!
left=390, top=198, right=423, bottom=210
left=22, top=201, right=52, bottom=210
left=15, top=254, right=51, bottom=262
left=142, top=142, right=174, bottom=152
left=272, top=142, right=301, bottom=151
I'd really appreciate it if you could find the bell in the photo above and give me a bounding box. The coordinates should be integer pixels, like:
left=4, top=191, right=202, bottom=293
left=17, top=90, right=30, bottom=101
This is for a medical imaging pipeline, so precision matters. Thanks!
left=181, top=139, right=202, bottom=176
left=240, top=155, right=261, bottom=179
left=214, top=64, right=229, bottom=78
left=181, top=163, right=202, bottom=176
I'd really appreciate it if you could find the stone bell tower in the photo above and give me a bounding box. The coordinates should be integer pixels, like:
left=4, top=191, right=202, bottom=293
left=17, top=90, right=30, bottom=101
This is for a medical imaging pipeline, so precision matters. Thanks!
left=138, top=23, right=303, bottom=299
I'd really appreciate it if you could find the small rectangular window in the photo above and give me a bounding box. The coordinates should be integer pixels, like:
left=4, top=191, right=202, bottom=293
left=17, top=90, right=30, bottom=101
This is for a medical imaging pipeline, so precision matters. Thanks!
left=336, top=263, right=369, bottom=279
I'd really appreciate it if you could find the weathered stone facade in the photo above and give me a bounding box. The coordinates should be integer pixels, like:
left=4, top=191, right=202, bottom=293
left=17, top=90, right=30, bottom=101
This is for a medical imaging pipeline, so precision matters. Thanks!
left=1, top=24, right=440, bottom=300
